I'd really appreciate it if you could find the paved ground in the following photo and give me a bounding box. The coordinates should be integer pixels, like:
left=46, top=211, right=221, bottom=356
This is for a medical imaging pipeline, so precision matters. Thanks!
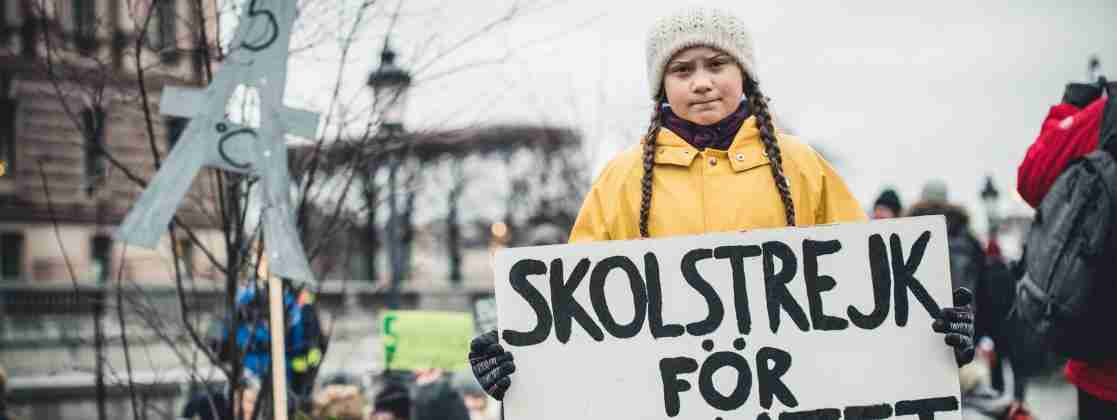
left=1026, top=369, right=1079, bottom=420
left=963, top=355, right=1080, bottom=420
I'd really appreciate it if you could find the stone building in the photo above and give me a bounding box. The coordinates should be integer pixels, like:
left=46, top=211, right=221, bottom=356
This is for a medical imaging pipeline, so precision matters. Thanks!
left=0, top=1, right=227, bottom=418
left=0, top=2, right=584, bottom=418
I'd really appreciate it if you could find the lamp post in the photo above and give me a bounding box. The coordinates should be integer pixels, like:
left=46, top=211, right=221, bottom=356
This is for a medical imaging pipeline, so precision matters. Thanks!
left=980, top=175, right=1000, bottom=240
left=368, top=41, right=411, bottom=309
left=1089, top=55, right=1102, bottom=82
left=490, top=222, right=509, bottom=250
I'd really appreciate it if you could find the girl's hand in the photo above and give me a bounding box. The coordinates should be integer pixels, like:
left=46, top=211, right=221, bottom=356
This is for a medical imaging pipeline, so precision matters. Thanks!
left=932, top=288, right=975, bottom=366
left=469, top=330, right=516, bottom=400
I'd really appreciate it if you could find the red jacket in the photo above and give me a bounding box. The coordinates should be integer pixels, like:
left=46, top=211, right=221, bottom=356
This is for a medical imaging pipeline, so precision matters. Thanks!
left=1067, top=360, right=1117, bottom=401
left=1017, top=94, right=1117, bottom=401
left=1017, top=97, right=1107, bottom=208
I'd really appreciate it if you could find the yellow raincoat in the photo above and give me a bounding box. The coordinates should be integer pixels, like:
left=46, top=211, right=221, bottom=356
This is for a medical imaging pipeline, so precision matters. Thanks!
left=569, top=117, right=866, bottom=242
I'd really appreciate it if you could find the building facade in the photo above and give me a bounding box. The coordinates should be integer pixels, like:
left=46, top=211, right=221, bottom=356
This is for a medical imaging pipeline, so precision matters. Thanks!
left=0, top=3, right=581, bottom=418
left=1, top=1, right=227, bottom=418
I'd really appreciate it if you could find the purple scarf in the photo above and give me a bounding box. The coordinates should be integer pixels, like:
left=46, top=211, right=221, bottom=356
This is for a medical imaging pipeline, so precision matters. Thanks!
left=661, top=100, right=750, bottom=151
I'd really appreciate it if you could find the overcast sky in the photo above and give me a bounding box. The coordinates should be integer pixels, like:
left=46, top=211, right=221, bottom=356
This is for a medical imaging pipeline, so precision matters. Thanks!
left=279, top=0, right=1117, bottom=236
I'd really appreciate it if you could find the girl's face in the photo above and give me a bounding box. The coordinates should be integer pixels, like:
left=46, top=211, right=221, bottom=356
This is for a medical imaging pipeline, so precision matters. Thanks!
left=872, top=205, right=898, bottom=219
left=662, top=46, right=744, bottom=125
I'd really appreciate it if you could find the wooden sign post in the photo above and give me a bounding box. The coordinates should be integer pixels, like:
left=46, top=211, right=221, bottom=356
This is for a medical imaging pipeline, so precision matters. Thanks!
left=268, top=275, right=288, bottom=420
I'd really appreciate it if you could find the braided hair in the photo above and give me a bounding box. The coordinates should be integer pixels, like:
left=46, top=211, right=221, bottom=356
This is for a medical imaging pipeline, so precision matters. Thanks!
left=637, top=79, right=797, bottom=238
left=745, top=78, right=796, bottom=227
left=638, top=98, right=666, bottom=238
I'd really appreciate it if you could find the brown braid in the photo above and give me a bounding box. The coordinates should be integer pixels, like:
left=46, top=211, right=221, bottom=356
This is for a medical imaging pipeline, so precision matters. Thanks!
left=745, top=78, right=797, bottom=226
left=639, top=99, right=665, bottom=237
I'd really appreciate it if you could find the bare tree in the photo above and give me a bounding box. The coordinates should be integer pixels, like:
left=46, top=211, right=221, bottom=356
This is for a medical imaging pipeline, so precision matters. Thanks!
left=9, top=0, right=548, bottom=418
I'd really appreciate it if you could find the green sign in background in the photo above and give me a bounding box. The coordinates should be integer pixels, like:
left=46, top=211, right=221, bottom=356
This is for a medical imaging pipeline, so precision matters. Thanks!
left=381, top=310, right=474, bottom=371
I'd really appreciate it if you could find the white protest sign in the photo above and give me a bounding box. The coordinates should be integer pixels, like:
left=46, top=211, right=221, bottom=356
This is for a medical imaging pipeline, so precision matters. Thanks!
left=492, top=216, right=961, bottom=420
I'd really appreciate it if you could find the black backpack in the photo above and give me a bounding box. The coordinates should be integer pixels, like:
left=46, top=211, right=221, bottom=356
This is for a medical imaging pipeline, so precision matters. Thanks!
left=1017, top=81, right=1117, bottom=361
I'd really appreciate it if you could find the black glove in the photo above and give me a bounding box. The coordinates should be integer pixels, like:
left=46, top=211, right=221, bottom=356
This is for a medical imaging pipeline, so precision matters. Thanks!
left=933, top=287, right=975, bottom=366
left=469, top=330, right=515, bottom=400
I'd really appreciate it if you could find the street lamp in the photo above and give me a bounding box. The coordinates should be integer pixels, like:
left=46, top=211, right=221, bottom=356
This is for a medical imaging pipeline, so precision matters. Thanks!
left=368, top=41, right=412, bottom=309
left=368, top=41, right=412, bottom=133
left=1088, top=55, right=1102, bottom=82
left=490, top=222, right=509, bottom=249
left=980, top=175, right=1000, bottom=238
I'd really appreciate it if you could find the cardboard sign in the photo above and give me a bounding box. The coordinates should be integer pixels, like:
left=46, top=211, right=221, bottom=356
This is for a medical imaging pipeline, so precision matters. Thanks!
left=116, top=0, right=320, bottom=284
left=381, top=310, right=474, bottom=371
left=492, top=217, right=961, bottom=419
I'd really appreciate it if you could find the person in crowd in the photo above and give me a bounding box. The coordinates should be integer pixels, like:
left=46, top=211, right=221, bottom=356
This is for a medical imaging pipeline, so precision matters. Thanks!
left=311, top=384, right=367, bottom=420
left=455, top=376, right=494, bottom=420
left=467, top=6, right=975, bottom=402
left=907, top=181, right=986, bottom=296
left=180, top=376, right=259, bottom=420
left=180, top=388, right=232, bottom=420
left=371, top=380, right=410, bottom=420
left=1016, top=78, right=1117, bottom=419
left=0, top=364, right=9, bottom=420
left=411, top=368, right=471, bottom=420
left=872, top=188, right=903, bottom=219
left=907, top=181, right=1029, bottom=410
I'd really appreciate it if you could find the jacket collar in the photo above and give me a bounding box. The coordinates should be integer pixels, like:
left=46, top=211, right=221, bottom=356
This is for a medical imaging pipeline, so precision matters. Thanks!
left=649, top=116, right=771, bottom=173
left=660, top=101, right=750, bottom=151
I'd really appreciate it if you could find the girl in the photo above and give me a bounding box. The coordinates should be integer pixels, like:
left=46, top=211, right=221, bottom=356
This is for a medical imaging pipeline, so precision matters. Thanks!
left=469, top=7, right=974, bottom=401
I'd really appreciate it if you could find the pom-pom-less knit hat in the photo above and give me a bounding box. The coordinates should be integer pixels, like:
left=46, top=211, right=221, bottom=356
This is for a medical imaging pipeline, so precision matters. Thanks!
left=646, top=7, right=757, bottom=99
left=874, top=188, right=903, bottom=215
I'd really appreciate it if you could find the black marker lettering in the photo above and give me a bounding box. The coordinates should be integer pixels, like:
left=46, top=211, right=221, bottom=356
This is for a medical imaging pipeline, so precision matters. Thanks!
left=803, top=239, right=848, bottom=331
left=763, top=241, right=809, bottom=333
left=550, top=258, right=604, bottom=343
left=681, top=248, right=724, bottom=336
left=757, top=346, right=798, bottom=410
left=646, top=252, right=684, bottom=339
left=776, top=408, right=841, bottom=420
left=892, top=231, right=941, bottom=326
left=698, top=351, right=752, bottom=411
left=843, top=403, right=893, bottom=420
left=714, top=245, right=762, bottom=335
left=218, top=129, right=257, bottom=169
left=241, top=0, right=279, bottom=51
left=502, top=259, right=552, bottom=346
left=660, top=357, right=699, bottom=417
left=895, top=396, right=960, bottom=420
left=849, top=234, right=891, bottom=329
left=590, top=256, right=648, bottom=339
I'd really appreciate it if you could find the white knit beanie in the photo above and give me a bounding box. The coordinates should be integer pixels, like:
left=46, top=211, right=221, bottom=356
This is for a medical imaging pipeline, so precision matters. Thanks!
left=645, top=7, right=757, bottom=100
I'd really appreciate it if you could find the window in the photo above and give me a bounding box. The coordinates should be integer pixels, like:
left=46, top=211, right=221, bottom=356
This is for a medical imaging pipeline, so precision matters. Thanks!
left=175, top=238, right=194, bottom=278
left=82, top=106, right=106, bottom=192
left=0, top=0, right=8, bottom=45
left=72, top=0, right=96, bottom=53
left=0, top=73, right=15, bottom=177
left=91, top=235, right=111, bottom=283
left=191, top=49, right=205, bottom=82
left=1, top=232, right=23, bottom=280
left=20, top=7, right=39, bottom=58
left=164, top=116, right=187, bottom=149
left=146, top=0, right=178, bottom=62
